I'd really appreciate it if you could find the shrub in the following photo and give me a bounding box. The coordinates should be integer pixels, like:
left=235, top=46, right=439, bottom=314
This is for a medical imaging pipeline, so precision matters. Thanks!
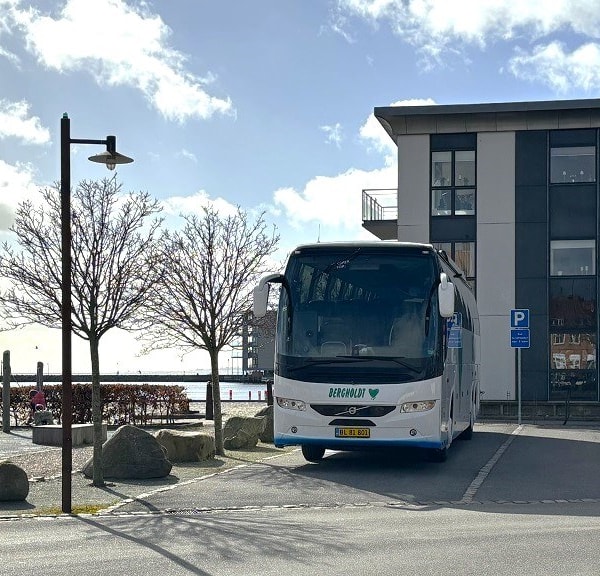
left=2, top=383, right=189, bottom=427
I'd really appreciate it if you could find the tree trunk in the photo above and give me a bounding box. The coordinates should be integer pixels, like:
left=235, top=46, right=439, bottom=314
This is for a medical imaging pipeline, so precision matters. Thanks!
left=89, top=335, right=105, bottom=487
left=210, top=350, right=224, bottom=455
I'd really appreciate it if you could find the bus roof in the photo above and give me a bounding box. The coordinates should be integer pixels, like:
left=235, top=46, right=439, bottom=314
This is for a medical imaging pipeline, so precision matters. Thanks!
left=291, top=241, right=434, bottom=251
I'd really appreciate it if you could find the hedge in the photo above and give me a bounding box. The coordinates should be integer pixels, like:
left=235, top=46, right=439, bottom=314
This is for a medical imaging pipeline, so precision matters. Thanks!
left=2, top=383, right=190, bottom=427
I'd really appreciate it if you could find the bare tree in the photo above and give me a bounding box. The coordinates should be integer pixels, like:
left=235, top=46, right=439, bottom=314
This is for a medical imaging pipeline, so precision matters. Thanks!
left=140, top=205, right=279, bottom=454
left=0, top=177, right=163, bottom=486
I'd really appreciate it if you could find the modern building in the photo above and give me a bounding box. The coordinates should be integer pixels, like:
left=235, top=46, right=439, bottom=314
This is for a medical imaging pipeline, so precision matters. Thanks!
left=365, top=98, right=600, bottom=407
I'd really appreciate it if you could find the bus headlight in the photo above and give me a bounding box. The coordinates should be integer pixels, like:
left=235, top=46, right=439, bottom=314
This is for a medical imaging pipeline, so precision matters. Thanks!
left=399, top=400, right=436, bottom=413
left=276, top=397, right=306, bottom=411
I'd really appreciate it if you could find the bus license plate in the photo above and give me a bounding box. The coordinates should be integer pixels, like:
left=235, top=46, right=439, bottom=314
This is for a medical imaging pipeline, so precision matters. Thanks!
left=335, top=427, right=370, bottom=438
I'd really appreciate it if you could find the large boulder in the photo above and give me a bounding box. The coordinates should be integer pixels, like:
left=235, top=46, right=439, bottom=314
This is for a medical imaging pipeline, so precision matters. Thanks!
left=223, top=415, right=266, bottom=449
left=255, top=405, right=274, bottom=443
left=0, top=461, right=29, bottom=501
left=82, top=425, right=172, bottom=479
left=155, top=429, right=215, bottom=462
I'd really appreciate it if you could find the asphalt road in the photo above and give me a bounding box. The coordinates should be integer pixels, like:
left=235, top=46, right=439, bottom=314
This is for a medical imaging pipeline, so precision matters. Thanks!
left=2, top=422, right=600, bottom=575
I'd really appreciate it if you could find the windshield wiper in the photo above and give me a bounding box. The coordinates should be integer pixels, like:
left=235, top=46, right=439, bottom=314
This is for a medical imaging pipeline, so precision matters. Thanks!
left=337, top=355, right=423, bottom=374
left=288, top=357, right=372, bottom=372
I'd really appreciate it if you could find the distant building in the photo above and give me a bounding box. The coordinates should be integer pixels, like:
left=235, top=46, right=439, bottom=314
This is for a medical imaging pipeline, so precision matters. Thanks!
left=365, top=98, right=600, bottom=404
left=231, top=310, right=275, bottom=377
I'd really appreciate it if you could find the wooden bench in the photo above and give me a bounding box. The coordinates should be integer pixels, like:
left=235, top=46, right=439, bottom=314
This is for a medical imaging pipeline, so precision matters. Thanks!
left=32, top=423, right=107, bottom=446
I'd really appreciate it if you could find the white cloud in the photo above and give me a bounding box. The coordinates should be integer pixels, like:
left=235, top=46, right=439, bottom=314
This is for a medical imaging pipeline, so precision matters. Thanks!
left=178, top=148, right=198, bottom=164
left=339, top=0, right=600, bottom=45
left=320, top=122, right=343, bottom=147
left=509, top=41, right=600, bottom=93
left=273, top=164, right=395, bottom=235
left=0, top=99, right=50, bottom=144
left=337, top=0, right=600, bottom=74
left=0, top=160, right=39, bottom=231
left=161, top=189, right=239, bottom=219
left=10, top=0, right=233, bottom=123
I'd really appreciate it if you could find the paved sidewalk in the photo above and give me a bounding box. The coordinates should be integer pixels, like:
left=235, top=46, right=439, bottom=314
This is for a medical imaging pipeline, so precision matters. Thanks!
left=0, top=404, right=275, bottom=517
left=0, top=427, right=45, bottom=458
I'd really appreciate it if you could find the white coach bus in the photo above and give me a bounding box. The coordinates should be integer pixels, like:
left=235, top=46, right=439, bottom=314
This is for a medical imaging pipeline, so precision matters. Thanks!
left=253, top=241, right=480, bottom=463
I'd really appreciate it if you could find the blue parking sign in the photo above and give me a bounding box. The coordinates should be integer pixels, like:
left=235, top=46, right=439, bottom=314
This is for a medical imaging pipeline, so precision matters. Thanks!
left=511, top=328, right=530, bottom=348
left=511, top=309, right=529, bottom=328
left=447, top=313, right=462, bottom=349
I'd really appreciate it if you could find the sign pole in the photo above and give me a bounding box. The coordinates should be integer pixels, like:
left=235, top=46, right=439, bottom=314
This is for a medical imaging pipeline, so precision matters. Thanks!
left=517, top=348, right=521, bottom=425
left=510, top=308, right=529, bottom=427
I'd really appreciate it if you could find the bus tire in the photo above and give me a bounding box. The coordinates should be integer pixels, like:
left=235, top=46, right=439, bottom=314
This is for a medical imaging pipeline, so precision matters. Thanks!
left=302, top=445, right=325, bottom=462
left=460, top=419, right=474, bottom=441
left=430, top=446, right=448, bottom=463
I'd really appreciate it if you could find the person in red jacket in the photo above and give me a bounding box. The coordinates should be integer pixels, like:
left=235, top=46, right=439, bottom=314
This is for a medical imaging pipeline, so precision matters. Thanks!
left=28, top=388, right=46, bottom=423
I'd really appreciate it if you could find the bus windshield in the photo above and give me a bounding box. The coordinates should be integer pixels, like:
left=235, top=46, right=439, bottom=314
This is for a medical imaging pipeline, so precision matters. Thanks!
left=276, top=245, right=442, bottom=384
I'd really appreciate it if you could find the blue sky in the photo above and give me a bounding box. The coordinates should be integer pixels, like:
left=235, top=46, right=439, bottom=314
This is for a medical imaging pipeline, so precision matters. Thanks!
left=1, top=0, right=599, bottom=374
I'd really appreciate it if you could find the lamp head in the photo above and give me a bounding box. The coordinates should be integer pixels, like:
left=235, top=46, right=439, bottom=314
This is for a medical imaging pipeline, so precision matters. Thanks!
left=88, top=150, right=134, bottom=171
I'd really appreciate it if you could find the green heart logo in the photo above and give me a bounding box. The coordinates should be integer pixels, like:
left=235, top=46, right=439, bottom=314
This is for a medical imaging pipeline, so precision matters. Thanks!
left=368, top=388, right=379, bottom=399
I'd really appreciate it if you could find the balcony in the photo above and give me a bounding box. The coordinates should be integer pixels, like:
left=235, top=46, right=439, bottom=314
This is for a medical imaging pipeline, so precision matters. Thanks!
left=362, top=188, right=398, bottom=240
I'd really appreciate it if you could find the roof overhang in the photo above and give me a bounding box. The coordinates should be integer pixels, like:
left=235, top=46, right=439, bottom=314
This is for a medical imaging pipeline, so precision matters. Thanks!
left=374, top=98, right=600, bottom=142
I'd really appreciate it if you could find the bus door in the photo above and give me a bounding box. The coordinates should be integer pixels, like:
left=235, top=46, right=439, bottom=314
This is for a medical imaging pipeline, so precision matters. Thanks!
left=446, top=312, right=464, bottom=435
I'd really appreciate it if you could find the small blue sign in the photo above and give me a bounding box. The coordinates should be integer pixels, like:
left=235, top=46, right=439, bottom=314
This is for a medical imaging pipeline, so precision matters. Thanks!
left=447, top=313, right=462, bottom=349
left=511, top=328, right=530, bottom=348
left=511, top=309, right=529, bottom=328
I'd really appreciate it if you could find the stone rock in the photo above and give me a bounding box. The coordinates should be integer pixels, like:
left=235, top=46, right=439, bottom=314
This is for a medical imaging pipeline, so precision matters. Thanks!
left=223, top=415, right=266, bottom=449
left=33, top=410, right=54, bottom=426
left=255, top=405, right=274, bottom=443
left=82, top=425, right=172, bottom=479
left=0, top=461, right=29, bottom=501
left=155, top=429, right=215, bottom=462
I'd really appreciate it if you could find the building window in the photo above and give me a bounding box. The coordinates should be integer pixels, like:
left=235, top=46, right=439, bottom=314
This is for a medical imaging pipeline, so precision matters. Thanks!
left=550, top=240, right=595, bottom=276
left=549, top=331, right=597, bottom=401
left=550, top=278, right=596, bottom=330
left=550, top=333, right=595, bottom=370
left=550, top=146, right=596, bottom=183
left=431, top=150, right=476, bottom=216
left=549, top=275, right=597, bottom=401
left=433, top=241, right=476, bottom=292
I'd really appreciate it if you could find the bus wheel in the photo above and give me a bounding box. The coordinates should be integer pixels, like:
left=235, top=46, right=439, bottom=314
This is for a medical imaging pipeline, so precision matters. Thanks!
left=302, top=445, right=325, bottom=462
left=460, top=417, right=474, bottom=441
left=429, top=446, right=448, bottom=463
left=460, top=405, right=475, bottom=441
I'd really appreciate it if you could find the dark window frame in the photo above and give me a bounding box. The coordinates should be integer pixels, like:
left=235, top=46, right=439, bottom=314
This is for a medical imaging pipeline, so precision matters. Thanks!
left=431, top=149, right=476, bottom=217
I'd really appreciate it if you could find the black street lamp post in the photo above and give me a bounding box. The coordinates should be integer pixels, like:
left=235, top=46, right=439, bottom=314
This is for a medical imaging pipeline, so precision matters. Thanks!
left=60, top=113, right=133, bottom=513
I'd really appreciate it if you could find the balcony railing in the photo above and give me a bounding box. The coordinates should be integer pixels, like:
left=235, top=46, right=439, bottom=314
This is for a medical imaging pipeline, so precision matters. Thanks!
left=362, top=188, right=398, bottom=221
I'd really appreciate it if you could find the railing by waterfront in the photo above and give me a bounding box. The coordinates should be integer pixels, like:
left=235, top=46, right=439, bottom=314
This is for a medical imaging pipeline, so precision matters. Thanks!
left=9, top=373, right=262, bottom=384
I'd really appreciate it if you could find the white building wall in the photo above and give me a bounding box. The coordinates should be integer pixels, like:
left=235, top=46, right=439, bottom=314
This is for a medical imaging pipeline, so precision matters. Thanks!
left=397, top=135, right=430, bottom=243
left=476, top=132, right=516, bottom=400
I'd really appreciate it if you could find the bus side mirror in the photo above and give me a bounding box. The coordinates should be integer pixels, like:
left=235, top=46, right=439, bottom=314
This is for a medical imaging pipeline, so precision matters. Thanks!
left=253, top=273, right=284, bottom=318
left=253, top=284, right=269, bottom=318
left=438, top=272, right=455, bottom=318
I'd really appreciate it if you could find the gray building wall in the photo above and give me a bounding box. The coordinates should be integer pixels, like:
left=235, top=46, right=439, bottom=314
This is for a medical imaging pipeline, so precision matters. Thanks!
left=375, top=99, right=600, bottom=405
left=476, top=132, right=516, bottom=400
left=397, top=134, right=429, bottom=243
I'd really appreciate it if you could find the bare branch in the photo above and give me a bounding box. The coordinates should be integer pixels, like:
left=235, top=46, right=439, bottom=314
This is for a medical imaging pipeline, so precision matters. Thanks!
left=0, top=176, right=163, bottom=486
left=139, top=205, right=279, bottom=454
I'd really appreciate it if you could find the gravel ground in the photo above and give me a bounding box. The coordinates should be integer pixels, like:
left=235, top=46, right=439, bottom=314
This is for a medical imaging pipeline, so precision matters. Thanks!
left=0, top=402, right=297, bottom=516
left=3, top=402, right=271, bottom=481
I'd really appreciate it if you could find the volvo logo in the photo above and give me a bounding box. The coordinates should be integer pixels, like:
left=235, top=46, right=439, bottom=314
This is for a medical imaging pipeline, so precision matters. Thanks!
left=348, top=406, right=357, bottom=415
